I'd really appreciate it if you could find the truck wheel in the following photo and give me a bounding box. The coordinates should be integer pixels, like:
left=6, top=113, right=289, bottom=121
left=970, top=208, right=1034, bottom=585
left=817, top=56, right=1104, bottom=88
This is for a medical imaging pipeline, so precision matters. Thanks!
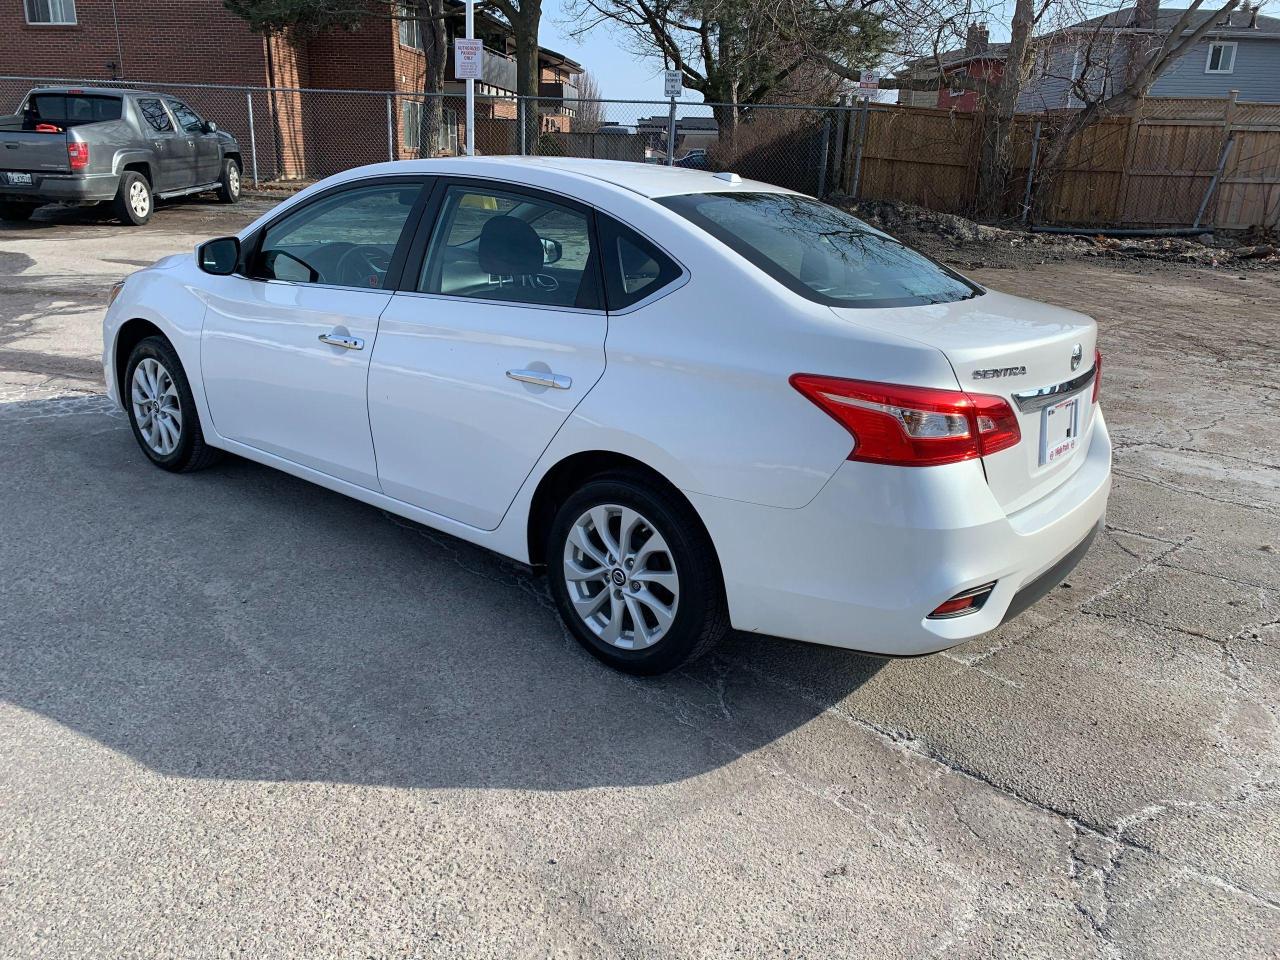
left=113, top=171, right=153, bottom=226
left=216, top=159, right=241, bottom=204
left=0, top=202, right=38, bottom=222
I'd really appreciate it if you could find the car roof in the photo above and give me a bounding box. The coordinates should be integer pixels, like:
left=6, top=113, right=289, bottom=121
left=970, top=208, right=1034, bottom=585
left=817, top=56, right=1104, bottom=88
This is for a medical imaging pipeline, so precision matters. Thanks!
left=336, top=156, right=799, bottom=200
left=30, top=86, right=165, bottom=99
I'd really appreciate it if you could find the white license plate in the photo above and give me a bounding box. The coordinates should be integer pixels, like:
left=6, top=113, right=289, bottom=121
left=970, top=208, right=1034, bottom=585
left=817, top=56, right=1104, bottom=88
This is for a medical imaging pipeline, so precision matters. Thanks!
left=4, top=172, right=33, bottom=185
left=1040, top=396, right=1081, bottom=466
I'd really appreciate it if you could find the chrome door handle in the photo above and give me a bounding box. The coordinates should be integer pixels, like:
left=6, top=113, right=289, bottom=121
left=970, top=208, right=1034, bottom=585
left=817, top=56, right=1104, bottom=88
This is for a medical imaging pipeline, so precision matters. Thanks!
left=506, top=369, right=572, bottom=390
left=319, top=333, right=364, bottom=350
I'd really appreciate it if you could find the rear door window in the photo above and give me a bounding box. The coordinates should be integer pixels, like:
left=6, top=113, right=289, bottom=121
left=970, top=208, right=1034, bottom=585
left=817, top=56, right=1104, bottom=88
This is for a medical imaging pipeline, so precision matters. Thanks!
left=137, top=98, right=173, bottom=133
left=417, top=184, right=601, bottom=310
left=26, top=93, right=122, bottom=128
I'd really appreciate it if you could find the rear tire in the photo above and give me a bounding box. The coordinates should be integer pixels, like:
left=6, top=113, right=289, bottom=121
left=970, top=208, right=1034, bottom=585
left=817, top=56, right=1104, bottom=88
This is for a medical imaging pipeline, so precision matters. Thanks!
left=0, top=201, right=37, bottom=222
left=113, top=171, right=153, bottom=226
left=216, top=158, right=241, bottom=204
left=547, top=473, right=729, bottom=675
left=124, top=336, right=221, bottom=473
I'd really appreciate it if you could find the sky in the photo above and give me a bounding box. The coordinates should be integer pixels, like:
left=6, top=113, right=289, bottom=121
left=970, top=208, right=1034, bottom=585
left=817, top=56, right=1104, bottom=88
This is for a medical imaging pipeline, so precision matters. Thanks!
left=534, top=0, right=1029, bottom=107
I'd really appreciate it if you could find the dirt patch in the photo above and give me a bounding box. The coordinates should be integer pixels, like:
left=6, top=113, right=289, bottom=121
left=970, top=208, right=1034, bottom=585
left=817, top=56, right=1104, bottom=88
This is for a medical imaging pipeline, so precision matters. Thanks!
left=833, top=196, right=1280, bottom=274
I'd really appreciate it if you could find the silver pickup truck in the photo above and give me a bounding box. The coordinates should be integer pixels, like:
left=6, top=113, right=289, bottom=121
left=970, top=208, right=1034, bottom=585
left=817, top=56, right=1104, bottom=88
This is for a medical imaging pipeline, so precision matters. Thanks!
left=0, top=87, right=243, bottom=226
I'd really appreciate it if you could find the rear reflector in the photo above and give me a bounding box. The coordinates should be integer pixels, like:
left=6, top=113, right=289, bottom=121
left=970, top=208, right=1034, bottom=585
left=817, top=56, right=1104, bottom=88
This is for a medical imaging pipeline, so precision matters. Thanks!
left=928, top=582, right=997, bottom=619
left=67, top=142, right=89, bottom=170
left=789, top=375, right=1021, bottom=467
left=1092, top=349, right=1102, bottom=403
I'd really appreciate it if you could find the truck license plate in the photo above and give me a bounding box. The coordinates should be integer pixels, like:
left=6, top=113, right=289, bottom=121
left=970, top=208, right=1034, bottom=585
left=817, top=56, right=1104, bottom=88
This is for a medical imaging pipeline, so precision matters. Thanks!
left=3, top=172, right=33, bottom=185
left=1040, top=396, right=1080, bottom=466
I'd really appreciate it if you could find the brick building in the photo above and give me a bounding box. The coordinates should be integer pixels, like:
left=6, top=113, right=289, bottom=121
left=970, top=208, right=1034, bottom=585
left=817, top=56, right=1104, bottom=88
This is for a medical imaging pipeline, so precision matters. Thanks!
left=2, top=0, right=584, bottom=177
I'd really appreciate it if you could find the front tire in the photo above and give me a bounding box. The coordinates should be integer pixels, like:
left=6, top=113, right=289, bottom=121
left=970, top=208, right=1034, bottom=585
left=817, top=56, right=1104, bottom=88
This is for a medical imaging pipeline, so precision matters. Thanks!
left=124, top=336, right=221, bottom=472
left=547, top=474, right=729, bottom=675
left=216, top=158, right=241, bottom=204
left=113, top=171, right=153, bottom=226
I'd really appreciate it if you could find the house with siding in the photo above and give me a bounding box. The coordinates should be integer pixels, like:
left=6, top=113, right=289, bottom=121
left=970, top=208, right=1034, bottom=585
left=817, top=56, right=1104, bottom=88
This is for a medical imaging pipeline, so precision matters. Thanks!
left=897, top=3, right=1280, bottom=112
left=1020, top=1, right=1280, bottom=110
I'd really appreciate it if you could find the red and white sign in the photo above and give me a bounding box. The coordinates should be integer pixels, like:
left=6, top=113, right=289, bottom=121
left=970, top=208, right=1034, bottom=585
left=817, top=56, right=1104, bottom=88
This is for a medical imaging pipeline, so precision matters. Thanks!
left=454, top=38, right=484, bottom=80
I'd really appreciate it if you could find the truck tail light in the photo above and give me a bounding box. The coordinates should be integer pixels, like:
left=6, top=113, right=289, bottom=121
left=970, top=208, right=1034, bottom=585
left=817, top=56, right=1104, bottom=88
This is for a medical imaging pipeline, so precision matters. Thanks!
left=789, top=375, right=1020, bottom=467
left=67, top=142, right=90, bottom=170
left=1092, top=349, right=1102, bottom=403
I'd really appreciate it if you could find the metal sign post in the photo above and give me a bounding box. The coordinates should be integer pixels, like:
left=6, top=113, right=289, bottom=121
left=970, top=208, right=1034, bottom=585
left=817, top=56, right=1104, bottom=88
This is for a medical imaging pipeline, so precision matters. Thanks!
left=663, top=70, right=681, bottom=165
left=453, top=0, right=482, bottom=156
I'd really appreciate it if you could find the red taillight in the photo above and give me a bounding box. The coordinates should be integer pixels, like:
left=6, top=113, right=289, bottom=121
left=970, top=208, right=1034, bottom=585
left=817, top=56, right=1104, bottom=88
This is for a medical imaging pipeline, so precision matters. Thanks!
left=1092, top=349, right=1102, bottom=403
left=790, top=375, right=1021, bottom=467
left=67, top=142, right=89, bottom=170
left=35, top=122, right=62, bottom=133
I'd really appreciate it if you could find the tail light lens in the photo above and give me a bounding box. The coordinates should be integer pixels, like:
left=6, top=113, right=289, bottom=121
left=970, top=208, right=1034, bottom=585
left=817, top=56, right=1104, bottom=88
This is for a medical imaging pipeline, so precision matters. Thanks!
left=790, top=375, right=1021, bottom=467
left=67, top=142, right=90, bottom=170
left=1092, top=349, right=1102, bottom=403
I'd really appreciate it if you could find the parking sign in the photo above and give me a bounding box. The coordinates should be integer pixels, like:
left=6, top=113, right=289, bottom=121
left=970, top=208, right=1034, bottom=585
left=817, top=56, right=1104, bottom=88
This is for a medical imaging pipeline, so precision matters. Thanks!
left=454, top=38, right=484, bottom=80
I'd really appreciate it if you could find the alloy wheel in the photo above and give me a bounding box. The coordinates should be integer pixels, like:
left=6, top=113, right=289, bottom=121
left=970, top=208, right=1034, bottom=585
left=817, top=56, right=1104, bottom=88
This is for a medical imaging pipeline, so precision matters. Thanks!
left=228, top=164, right=240, bottom=196
left=129, top=180, right=151, bottom=219
left=131, top=357, right=183, bottom=456
left=562, top=503, right=680, bottom=650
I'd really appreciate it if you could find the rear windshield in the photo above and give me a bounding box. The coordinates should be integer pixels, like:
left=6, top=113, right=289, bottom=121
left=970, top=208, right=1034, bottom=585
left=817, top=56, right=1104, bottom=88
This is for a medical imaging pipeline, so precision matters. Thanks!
left=657, top=192, right=979, bottom=308
left=25, top=94, right=123, bottom=129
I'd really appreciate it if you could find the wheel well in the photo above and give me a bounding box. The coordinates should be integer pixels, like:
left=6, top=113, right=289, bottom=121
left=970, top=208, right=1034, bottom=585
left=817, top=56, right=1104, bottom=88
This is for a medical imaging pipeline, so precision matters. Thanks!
left=224, top=152, right=242, bottom=171
left=122, top=161, right=152, bottom=186
left=113, top=318, right=166, bottom=403
left=526, top=451, right=714, bottom=570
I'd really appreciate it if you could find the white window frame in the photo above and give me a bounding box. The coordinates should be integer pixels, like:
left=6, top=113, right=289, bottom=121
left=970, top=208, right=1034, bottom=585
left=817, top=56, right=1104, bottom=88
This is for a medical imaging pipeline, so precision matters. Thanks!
left=24, top=0, right=77, bottom=25
left=1205, top=41, right=1237, bottom=74
left=401, top=99, right=423, bottom=151
left=397, top=1, right=423, bottom=50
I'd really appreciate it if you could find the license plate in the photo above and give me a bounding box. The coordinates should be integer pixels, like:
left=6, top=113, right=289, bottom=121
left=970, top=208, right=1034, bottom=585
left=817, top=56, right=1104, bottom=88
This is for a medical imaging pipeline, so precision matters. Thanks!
left=3, top=172, right=33, bottom=185
left=1040, top=396, right=1080, bottom=466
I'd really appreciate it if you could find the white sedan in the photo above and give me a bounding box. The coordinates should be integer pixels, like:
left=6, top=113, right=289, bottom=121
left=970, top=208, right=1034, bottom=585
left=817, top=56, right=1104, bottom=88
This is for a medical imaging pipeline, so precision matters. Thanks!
left=103, top=157, right=1110, bottom=674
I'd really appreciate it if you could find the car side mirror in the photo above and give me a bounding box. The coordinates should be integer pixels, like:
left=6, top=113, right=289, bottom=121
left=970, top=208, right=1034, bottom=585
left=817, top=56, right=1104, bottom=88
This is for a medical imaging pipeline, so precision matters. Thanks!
left=541, top=238, right=562, bottom=265
left=197, top=236, right=240, bottom=275
left=204, top=120, right=218, bottom=134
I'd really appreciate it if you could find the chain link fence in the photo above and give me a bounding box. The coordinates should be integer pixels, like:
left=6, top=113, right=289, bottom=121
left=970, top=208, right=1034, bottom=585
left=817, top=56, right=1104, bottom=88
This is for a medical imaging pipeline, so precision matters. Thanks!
left=3, top=76, right=1276, bottom=229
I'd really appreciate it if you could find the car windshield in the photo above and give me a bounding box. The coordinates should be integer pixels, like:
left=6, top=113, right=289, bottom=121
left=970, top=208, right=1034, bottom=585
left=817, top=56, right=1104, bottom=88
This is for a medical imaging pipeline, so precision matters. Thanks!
left=657, top=192, right=979, bottom=308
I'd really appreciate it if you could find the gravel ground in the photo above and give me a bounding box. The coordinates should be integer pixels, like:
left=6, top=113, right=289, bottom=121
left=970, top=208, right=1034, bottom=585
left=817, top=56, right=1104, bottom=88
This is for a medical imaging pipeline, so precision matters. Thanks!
left=0, top=197, right=1277, bottom=959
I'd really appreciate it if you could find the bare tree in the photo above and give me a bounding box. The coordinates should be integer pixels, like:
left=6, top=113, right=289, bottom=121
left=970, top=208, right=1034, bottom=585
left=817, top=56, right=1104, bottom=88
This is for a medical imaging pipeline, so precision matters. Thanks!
left=563, top=0, right=893, bottom=145
left=1035, top=0, right=1241, bottom=186
left=571, top=71, right=605, bottom=132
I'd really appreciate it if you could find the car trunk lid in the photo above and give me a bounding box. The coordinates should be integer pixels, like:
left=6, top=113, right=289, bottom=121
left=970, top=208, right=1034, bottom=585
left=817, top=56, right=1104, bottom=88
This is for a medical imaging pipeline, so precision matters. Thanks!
left=829, top=289, right=1099, bottom=514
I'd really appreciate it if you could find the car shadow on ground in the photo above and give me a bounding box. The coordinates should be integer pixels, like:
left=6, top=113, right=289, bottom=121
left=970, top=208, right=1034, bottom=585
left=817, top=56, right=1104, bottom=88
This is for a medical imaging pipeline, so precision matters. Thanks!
left=0, top=397, right=885, bottom=792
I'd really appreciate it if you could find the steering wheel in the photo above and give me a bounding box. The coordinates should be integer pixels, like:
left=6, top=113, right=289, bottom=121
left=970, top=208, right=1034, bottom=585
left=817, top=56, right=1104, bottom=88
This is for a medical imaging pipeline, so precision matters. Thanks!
left=335, top=244, right=392, bottom=289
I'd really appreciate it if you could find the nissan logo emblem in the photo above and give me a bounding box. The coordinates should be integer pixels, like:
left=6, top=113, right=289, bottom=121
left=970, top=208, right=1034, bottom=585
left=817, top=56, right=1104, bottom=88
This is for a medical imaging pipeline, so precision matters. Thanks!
left=1071, top=344, right=1083, bottom=371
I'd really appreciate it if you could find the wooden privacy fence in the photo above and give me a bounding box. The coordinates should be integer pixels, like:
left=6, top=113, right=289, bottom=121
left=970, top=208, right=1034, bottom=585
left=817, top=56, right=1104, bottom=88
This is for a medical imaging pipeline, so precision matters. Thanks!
left=826, top=95, right=1280, bottom=230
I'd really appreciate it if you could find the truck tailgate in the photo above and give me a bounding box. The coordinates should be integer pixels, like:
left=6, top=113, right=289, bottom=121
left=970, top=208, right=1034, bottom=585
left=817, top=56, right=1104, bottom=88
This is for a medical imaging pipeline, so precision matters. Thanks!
left=0, top=131, right=69, bottom=173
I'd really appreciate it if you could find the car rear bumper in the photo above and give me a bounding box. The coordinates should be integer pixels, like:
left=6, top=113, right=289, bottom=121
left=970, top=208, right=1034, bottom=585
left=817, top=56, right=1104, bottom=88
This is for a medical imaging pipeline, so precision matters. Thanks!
left=688, top=409, right=1112, bottom=656
left=0, top=172, right=119, bottom=203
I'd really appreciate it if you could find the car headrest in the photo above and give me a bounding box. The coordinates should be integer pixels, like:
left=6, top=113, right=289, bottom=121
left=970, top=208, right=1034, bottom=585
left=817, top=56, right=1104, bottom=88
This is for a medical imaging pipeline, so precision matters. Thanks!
left=478, top=215, right=544, bottom=276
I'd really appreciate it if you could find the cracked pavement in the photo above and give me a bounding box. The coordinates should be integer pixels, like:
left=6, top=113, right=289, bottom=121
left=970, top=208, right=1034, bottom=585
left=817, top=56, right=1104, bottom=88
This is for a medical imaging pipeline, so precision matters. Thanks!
left=1, top=201, right=1277, bottom=958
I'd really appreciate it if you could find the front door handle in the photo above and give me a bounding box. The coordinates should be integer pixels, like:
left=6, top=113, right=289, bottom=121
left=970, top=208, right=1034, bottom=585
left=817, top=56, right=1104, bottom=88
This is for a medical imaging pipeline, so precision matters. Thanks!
left=506, top=369, right=572, bottom=390
left=319, top=333, right=364, bottom=350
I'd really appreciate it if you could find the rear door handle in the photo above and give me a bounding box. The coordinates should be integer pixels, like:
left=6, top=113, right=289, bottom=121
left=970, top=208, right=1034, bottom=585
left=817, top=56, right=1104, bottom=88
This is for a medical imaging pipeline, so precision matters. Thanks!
left=506, top=369, right=571, bottom=390
left=319, top=333, right=364, bottom=350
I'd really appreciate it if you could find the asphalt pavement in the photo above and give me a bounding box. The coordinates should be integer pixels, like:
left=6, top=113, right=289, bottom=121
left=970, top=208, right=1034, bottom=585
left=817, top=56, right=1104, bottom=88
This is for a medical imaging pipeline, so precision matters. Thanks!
left=1, top=197, right=1277, bottom=959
